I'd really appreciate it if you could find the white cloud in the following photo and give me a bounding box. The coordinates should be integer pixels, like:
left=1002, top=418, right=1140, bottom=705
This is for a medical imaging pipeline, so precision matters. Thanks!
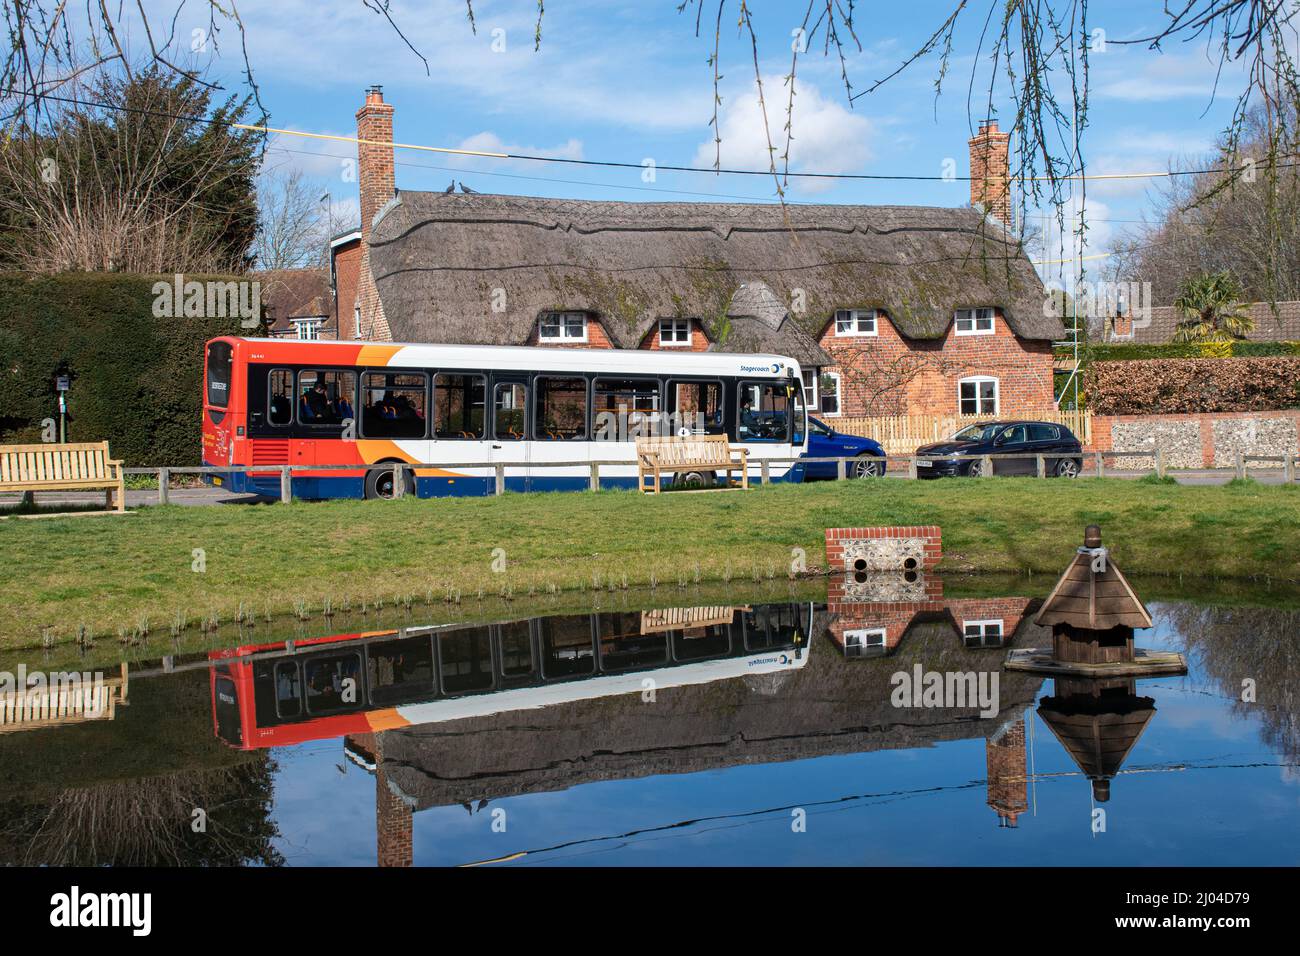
left=1029, top=192, right=1115, bottom=288
left=693, top=75, right=874, bottom=194
left=1094, top=47, right=1238, bottom=102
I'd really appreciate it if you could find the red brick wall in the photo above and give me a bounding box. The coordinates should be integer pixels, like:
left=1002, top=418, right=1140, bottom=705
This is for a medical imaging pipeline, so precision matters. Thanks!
left=524, top=316, right=616, bottom=349
left=817, top=311, right=1055, bottom=417
left=823, top=585, right=1033, bottom=657
left=332, top=240, right=361, bottom=340
left=356, top=88, right=394, bottom=341
left=826, top=574, right=945, bottom=651
left=641, top=319, right=711, bottom=352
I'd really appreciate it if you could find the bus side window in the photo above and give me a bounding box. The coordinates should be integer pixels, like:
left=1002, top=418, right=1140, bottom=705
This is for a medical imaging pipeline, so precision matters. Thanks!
left=670, top=380, right=724, bottom=435
left=268, top=369, right=293, bottom=426
left=434, top=373, right=486, bottom=439
left=297, top=370, right=356, bottom=427
left=534, top=376, right=587, bottom=440
left=361, top=371, right=426, bottom=439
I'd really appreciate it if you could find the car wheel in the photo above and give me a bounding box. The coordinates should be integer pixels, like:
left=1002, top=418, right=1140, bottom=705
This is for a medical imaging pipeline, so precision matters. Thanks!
left=365, top=464, right=414, bottom=500
left=674, top=470, right=716, bottom=489
left=966, top=459, right=984, bottom=478
left=852, top=454, right=884, bottom=478
left=1055, top=458, right=1081, bottom=478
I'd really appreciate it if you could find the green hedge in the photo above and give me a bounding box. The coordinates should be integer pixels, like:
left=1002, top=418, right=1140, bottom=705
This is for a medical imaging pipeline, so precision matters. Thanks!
left=0, top=273, right=254, bottom=465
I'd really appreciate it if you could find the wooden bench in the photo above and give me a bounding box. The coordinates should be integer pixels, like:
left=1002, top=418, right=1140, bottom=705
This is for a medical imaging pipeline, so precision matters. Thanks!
left=0, top=441, right=126, bottom=513
left=636, top=435, right=750, bottom=494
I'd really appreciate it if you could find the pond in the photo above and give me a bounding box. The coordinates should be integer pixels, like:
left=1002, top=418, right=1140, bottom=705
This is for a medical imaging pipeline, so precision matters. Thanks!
left=1, top=575, right=1296, bottom=867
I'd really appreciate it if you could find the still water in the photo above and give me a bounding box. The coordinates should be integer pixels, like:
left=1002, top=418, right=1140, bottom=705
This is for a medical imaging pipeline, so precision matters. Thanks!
left=2, top=576, right=1297, bottom=866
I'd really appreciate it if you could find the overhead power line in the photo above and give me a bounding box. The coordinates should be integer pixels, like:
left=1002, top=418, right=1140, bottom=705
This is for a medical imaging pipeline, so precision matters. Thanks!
left=9, top=86, right=1300, bottom=186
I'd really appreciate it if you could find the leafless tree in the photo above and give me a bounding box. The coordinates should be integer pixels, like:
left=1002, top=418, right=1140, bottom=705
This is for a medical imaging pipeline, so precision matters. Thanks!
left=1107, top=108, right=1300, bottom=303
left=0, top=68, right=260, bottom=273
left=252, top=166, right=335, bottom=270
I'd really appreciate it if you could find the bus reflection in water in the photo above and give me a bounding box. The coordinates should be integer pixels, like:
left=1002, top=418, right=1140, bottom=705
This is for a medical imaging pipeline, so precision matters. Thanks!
left=209, top=603, right=814, bottom=750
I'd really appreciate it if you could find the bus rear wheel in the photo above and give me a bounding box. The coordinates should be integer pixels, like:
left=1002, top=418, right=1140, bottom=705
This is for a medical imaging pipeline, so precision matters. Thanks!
left=673, top=470, right=716, bottom=490
left=365, top=464, right=415, bottom=500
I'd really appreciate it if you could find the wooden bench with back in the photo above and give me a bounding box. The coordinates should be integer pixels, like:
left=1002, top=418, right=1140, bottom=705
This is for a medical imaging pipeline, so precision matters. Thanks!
left=0, top=442, right=126, bottom=513
left=635, top=434, right=750, bottom=494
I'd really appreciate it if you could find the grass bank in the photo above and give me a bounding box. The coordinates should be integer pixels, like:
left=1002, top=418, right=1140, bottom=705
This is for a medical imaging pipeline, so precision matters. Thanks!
left=0, top=477, right=1296, bottom=650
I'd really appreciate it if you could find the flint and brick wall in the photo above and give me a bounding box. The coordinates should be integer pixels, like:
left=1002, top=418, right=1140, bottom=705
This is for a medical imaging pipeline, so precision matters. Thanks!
left=825, top=526, right=942, bottom=574
left=1089, top=409, right=1300, bottom=468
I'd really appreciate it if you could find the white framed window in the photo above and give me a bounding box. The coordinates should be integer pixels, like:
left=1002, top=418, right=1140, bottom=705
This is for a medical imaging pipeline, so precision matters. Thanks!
left=844, top=628, right=887, bottom=658
left=539, top=311, right=588, bottom=343
left=800, top=370, right=817, bottom=410
left=954, top=307, right=996, bottom=335
left=962, top=620, right=1004, bottom=647
left=294, top=318, right=323, bottom=341
left=834, top=308, right=878, bottom=337
left=819, top=370, right=841, bottom=417
left=958, top=376, right=999, bottom=416
left=658, top=318, right=692, bottom=347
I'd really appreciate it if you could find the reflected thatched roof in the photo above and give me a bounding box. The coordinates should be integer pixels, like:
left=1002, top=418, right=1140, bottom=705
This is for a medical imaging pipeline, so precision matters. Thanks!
left=368, top=192, right=1059, bottom=349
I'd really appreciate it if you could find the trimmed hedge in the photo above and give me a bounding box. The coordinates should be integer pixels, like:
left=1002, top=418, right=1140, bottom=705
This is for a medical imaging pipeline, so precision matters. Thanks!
left=0, top=273, right=253, bottom=465
left=1086, top=357, right=1300, bottom=414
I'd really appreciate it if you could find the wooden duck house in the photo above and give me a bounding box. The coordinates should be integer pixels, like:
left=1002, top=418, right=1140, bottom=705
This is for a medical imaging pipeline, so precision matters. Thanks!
left=1005, top=525, right=1186, bottom=677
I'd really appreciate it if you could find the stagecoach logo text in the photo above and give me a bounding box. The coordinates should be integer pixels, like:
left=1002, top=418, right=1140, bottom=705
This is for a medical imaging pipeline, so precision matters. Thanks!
left=152, top=273, right=261, bottom=328
left=739, top=363, right=782, bottom=374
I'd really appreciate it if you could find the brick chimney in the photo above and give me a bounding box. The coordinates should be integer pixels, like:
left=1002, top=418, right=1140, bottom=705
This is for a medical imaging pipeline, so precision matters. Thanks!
left=355, top=85, right=395, bottom=341
left=969, top=120, right=1012, bottom=226
left=985, top=718, right=1028, bottom=828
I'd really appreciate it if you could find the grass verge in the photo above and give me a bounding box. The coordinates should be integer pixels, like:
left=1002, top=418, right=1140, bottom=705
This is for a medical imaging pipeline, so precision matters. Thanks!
left=0, top=476, right=1296, bottom=650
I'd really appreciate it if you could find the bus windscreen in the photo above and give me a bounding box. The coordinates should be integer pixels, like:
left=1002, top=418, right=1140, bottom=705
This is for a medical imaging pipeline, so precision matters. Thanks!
left=206, top=341, right=233, bottom=408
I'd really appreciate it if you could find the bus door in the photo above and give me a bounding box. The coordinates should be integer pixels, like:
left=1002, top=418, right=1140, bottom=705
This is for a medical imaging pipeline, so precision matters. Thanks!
left=490, top=374, right=531, bottom=493
left=431, top=371, right=492, bottom=496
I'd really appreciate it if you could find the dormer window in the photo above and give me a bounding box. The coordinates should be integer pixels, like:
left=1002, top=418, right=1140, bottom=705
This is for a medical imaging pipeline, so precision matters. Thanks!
left=659, top=318, right=692, bottom=347
left=539, top=311, right=587, bottom=343
left=954, top=307, right=995, bottom=335
left=834, top=308, right=878, bottom=337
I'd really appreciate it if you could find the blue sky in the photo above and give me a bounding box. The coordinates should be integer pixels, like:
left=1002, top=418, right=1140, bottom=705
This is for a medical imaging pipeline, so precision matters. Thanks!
left=167, top=0, right=1282, bottom=281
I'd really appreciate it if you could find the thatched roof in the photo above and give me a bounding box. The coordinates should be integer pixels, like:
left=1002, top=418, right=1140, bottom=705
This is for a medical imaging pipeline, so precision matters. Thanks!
left=368, top=192, right=1059, bottom=351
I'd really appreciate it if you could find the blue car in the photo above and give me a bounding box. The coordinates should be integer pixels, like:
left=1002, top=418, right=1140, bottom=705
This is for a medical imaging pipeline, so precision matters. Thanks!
left=803, top=416, right=886, bottom=478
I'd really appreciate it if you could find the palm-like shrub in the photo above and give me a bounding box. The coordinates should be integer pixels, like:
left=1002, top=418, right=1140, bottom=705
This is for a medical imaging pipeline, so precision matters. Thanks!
left=1172, top=271, right=1254, bottom=343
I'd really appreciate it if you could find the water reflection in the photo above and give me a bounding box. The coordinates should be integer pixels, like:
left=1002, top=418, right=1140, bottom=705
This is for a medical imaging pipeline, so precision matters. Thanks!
left=1, top=576, right=1297, bottom=866
left=210, top=602, right=813, bottom=750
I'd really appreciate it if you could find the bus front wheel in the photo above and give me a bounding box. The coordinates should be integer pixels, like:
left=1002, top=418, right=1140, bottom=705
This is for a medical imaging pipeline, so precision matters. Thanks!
left=365, top=464, right=415, bottom=500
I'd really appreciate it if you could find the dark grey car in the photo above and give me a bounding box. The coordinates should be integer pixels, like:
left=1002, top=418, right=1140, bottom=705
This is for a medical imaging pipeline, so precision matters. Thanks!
left=914, top=421, right=1084, bottom=478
